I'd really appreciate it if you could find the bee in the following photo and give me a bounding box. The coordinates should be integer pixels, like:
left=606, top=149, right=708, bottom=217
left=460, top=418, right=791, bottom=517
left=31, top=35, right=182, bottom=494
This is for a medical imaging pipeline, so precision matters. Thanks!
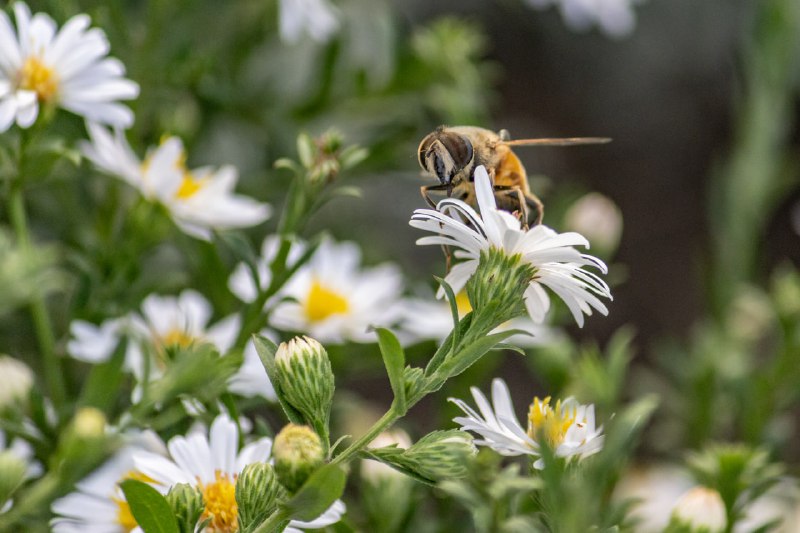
left=418, top=126, right=610, bottom=226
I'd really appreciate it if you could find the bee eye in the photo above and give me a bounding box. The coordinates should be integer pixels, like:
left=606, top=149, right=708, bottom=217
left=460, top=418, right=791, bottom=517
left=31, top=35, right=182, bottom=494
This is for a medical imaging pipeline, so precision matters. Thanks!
left=439, top=134, right=473, bottom=172
left=433, top=154, right=447, bottom=183
left=418, top=136, right=434, bottom=169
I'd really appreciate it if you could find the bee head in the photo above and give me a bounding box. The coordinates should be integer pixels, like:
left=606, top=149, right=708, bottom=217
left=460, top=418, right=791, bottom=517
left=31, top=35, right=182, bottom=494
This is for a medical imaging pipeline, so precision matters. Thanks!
left=418, top=129, right=474, bottom=186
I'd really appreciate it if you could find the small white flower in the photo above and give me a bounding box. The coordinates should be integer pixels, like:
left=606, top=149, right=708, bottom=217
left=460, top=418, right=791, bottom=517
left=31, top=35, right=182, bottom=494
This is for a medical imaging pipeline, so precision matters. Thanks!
left=65, top=291, right=276, bottom=401
left=410, top=165, right=611, bottom=328
left=271, top=238, right=405, bottom=343
left=613, top=463, right=694, bottom=532
left=398, top=290, right=562, bottom=347
left=0, top=355, right=33, bottom=408
left=0, top=2, right=139, bottom=132
left=279, top=0, right=340, bottom=44
left=450, top=378, right=603, bottom=469
left=671, top=486, right=726, bottom=532
left=133, top=414, right=345, bottom=533
left=50, top=432, right=166, bottom=533
left=81, top=123, right=271, bottom=241
left=526, top=0, right=644, bottom=38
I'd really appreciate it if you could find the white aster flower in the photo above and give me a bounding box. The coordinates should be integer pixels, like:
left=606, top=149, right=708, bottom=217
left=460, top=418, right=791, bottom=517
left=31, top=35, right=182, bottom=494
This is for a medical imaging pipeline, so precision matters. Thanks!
left=526, top=0, right=644, bottom=38
left=133, top=414, right=345, bottom=533
left=450, top=378, right=603, bottom=469
left=50, top=430, right=166, bottom=533
left=410, top=165, right=611, bottom=328
left=271, top=238, right=405, bottom=343
left=398, top=289, right=562, bottom=347
left=81, top=123, right=271, bottom=241
left=670, top=486, right=726, bottom=532
left=67, top=318, right=123, bottom=364
left=279, top=0, right=340, bottom=44
left=0, top=2, right=138, bottom=132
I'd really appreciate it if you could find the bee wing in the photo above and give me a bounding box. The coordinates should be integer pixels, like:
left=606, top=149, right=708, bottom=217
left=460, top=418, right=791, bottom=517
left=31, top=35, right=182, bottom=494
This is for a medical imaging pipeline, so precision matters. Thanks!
left=501, top=137, right=611, bottom=147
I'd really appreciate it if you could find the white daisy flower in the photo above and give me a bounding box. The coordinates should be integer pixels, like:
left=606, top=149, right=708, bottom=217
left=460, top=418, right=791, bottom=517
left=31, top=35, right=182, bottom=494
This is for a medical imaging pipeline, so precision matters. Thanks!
left=65, top=291, right=275, bottom=400
left=410, top=165, right=611, bottom=328
left=0, top=2, right=138, bottom=132
left=270, top=238, right=405, bottom=343
left=0, top=355, right=33, bottom=408
left=450, top=378, right=603, bottom=469
left=398, top=289, right=562, bottom=347
left=278, top=0, right=340, bottom=45
left=50, top=432, right=166, bottom=533
left=526, top=0, right=644, bottom=38
left=81, top=123, right=271, bottom=241
left=133, top=414, right=345, bottom=533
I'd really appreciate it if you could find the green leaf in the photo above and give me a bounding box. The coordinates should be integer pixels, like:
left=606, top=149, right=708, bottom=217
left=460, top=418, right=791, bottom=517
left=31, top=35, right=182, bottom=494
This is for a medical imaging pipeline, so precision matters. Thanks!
left=282, top=464, right=346, bottom=522
left=252, top=334, right=305, bottom=425
left=374, top=328, right=406, bottom=410
left=120, top=479, right=179, bottom=533
left=434, top=329, right=527, bottom=387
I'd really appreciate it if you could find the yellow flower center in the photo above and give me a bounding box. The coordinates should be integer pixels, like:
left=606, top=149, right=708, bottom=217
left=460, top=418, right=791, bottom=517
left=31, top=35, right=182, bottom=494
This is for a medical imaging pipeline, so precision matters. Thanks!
left=19, top=57, right=58, bottom=100
left=175, top=172, right=205, bottom=200
left=113, top=471, right=155, bottom=532
left=527, top=396, right=576, bottom=448
left=455, top=291, right=472, bottom=318
left=159, top=328, right=196, bottom=348
left=304, top=280, right=349, bottom=322
left=198, top=470, right=238, bottom=533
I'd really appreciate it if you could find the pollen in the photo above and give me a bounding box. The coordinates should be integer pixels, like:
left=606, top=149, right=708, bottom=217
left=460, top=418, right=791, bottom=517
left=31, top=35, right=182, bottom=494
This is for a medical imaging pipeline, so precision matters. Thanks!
left=19, top=57, right=58, bottom=101
left=527, top=396, right=576, bottom=448
left=198, top=470, right=239, bottom=533
left=304, top=280, right=349, bottom=322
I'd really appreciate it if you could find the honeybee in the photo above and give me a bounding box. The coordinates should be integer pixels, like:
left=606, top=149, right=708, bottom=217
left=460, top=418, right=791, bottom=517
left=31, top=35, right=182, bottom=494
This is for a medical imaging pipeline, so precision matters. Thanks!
left=418, top=126, right=610, bottom=226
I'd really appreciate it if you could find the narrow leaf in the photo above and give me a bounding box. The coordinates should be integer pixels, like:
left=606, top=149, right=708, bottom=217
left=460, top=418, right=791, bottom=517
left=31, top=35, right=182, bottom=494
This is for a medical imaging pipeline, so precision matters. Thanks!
left=375, top=328, right=406, bottom=410
left=120, top=479, right=179, bottom=533
left=282, top=464, right=346, bottom=521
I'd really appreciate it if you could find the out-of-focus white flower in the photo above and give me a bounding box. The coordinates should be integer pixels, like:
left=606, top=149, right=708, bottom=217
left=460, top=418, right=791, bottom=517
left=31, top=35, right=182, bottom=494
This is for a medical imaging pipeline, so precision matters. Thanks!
left=270, top=238, right=405, bottom=343
left=410, top=165, right=611, bottom=328
left=526, top=0, right=645, bottom=38
left=50, top=433, right=165, bottom=533
left=450, top=378, right=603, bottom=469
left=65, top=291, right=276, bottom=400
left=0, top=356, right=33, bottom=408
left=279, top=0, right=340, bottom=44
left=564, top=192, right=622, bottom=255
left=398, top=290, right=562, bottom=347
left=228, top=235, right=305, bottom=304
left=670, top=486, right=726, bottom=532
left=133, top=414, right=345, bottom=533
left=81, top=123, right=271, bottom=241
left=613, top=463, right=694, bottom=532
left=0, top=2, right=138, bottom=132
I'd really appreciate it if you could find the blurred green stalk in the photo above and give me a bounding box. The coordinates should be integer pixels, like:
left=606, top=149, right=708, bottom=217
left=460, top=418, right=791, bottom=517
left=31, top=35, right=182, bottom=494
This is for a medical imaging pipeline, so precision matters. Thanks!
left=709, top=0, right=800, bottom=314
left=7, top=186, right=66, bottom=407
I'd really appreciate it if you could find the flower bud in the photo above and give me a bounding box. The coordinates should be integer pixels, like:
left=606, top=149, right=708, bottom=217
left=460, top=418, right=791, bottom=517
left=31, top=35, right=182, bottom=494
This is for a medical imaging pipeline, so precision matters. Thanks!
left=57, top=407, right=115, bottom=484
left=165, top=483, right=205, bottom=533
left=0, top=450, right=27, bottom=507
left=401, top=430, right=475, bottom=481
left=275, top=337, right=334, bottom=445
left=466, top=248, right=535, bottom=328
left=670, top=486, right=726, bottom=532
left=0, top=356, right=33, bottom=409
left=235, top=462, right=284, bottom=530
left=273, top=424, right=325, bottom=493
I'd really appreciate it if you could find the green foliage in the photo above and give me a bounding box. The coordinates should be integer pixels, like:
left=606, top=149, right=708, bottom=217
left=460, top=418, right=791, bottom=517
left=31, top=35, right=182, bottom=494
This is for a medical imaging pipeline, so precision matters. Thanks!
left=120, top=479, right=180, bottom=533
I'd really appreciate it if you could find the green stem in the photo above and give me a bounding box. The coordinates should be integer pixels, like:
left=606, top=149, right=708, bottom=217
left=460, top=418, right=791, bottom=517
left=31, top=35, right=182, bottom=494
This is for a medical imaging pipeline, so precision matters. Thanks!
left=8, top=187, right=66, bottom=406
left=251, top=509, right=291, bottom=533
left=330, top=408, right=400, bottom=466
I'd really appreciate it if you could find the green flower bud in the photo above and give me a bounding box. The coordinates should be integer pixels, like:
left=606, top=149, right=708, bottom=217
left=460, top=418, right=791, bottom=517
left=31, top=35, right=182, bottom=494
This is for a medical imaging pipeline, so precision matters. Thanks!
left=402, top=430, right=475, bottom=481
left=165, top=483, right=205, bottom=533
left=56, top=407, right=115, bottom=484
left=0, top=450, right=27, bottom=507
left=466, top=248, right=535, bottom=329
left=273, top=424, right=325, bottom=493
left=236, top=462, right=284, bottom=531
left=275, top=336, right=334, bottom=446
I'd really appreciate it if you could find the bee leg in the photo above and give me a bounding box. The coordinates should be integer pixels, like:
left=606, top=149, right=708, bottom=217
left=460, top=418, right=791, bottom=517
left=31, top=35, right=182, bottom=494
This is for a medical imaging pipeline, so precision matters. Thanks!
left=420, top=184, right=450, bottom=209
left=492, top=185, right=531, bottom=227
left=524, top=191, right=544, bottom=226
